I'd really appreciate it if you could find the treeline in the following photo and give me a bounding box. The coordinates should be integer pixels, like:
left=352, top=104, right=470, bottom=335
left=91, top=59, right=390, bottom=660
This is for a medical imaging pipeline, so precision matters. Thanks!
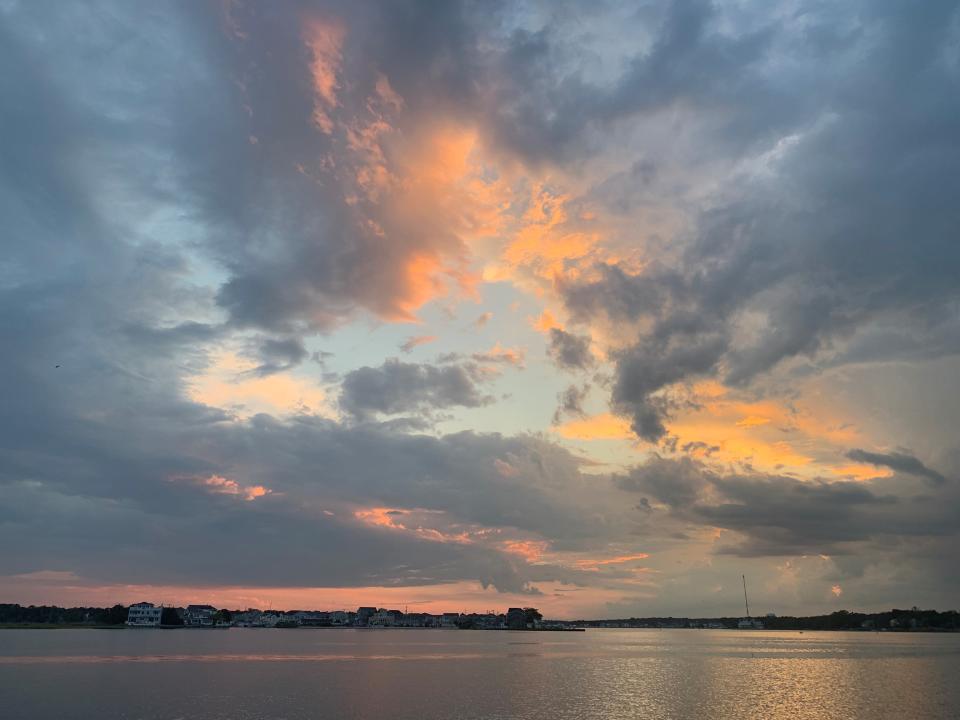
left=573, top=608, right=960, bottom=631
left=763, top=608, right=960, bottom=631
left=0, top=603, right=185, bottom=626
left=0, top=603, right=129, bottom=625
left=4, top=604, right=958, bottom=631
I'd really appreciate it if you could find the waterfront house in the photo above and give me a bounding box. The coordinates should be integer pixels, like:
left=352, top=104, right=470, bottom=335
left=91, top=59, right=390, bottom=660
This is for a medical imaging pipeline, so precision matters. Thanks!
left=260, top=612, right=283, bottom=627
left=184, top=604, right=217, bottom=627
left=126, top=602, right=162, bottom=627
left=369, top=609, right=405, bottom=626
left=232, top=610, right=262, bottom=627
left=356, top=607, right=377, bottom=626
left=329, top=610, right=353, bottom=625
left=295, top=611, right=331, bottom=627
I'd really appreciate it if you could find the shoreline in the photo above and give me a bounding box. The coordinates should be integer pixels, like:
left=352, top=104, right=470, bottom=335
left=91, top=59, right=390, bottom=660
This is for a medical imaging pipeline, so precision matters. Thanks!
left=1, top=624, right=955, bottom=633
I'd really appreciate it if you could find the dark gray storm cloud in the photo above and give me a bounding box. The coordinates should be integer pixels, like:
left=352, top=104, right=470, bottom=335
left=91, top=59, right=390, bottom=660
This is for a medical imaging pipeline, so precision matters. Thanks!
left=616, top=456, right=960, bottom=558
left=547, top=328, right=594, bottom=371
left=552, top=384, right=589, bottom=425
left=846, top=449, right=947, bottom=486
left=556, top=0, right=960, bottom=441
left=245, top=337, right=309, bottom=377
left=339, top=360, right=494, bottom=419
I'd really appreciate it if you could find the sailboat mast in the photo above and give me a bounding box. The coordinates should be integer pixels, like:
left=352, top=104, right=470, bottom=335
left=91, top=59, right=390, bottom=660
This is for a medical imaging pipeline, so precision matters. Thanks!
left=742, top=574, right=751, bottom=619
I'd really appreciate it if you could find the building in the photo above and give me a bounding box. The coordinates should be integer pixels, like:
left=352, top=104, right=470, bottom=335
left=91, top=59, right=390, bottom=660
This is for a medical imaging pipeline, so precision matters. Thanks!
left=184, top=604, right=217, bottom=627
left=260, top=612, right=283, bottom=627
left=231, top=610, right=260, bottom=627
left=295, top=611, right=331, bottom=627
left=369, top=609, right=404, bottom=626
left=356, top=607, right=377, bottom=626
left=328, top=611, right=353, bottom=625
left=126, top=602, right=162, bottom=627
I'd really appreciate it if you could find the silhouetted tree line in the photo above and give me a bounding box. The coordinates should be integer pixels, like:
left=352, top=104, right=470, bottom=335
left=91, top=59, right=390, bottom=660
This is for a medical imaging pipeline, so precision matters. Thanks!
left=0, top=604, right=196, bottom=626
left=763, top=608, right=960, bottom=631
left=570, top=608, right=960, bottom=631
left=0, top=603, right=129, bottom=625
left=3, top=603, right=957, bottom=630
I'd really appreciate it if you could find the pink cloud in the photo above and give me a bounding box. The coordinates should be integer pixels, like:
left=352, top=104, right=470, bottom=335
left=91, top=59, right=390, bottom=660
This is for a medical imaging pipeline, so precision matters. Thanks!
left=171, top=474, right=272, bottom=502
left=400, top=335, right=438, bottom=353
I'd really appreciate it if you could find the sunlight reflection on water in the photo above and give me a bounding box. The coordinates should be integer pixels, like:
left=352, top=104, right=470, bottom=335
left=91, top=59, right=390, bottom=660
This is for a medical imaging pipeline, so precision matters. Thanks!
left=1, top=629, right=957, bottom=719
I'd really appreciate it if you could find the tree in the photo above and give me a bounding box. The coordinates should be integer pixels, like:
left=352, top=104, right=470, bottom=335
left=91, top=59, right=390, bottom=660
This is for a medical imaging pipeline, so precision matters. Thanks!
left=107, top=604, right=128, bottom=625
left=523, top=608, right=542, bottom=628
left=161, top=607, right=183, bottom=626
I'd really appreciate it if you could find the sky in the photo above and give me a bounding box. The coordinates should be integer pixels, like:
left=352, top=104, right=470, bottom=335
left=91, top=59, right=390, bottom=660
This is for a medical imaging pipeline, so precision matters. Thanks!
left=1, top=0, right=959, bottom=619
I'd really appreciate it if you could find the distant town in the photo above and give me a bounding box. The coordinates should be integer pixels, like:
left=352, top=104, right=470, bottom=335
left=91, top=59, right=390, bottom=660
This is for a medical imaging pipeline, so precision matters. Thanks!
left=2, top=603, right=958, bottom=632
left=121, top=604, right=555, bottom=630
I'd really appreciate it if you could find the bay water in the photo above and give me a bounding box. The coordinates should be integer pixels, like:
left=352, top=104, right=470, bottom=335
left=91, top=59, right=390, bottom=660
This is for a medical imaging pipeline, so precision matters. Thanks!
left=1, top=628, right=958, bottom=719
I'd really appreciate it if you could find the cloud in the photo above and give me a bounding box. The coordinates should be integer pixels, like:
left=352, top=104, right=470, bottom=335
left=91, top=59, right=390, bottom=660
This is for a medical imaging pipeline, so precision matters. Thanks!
left=546, top=328, right=594, bottom=371
left=616, top=456, right=960, bottom=558
left=845, top=449, right=947, bottom=486
left=553, top=1, right=960, bottom=442
left=613, top=329, right=727, bottom=441
left=470, top=343, right=526, bottom=368
left=553, top=413, right=632, bottom=441
left=437, top=343, right=526, bottom=368
left=553, top=384, right=590, bottom=425
left=245, top=337, right=309, bottom=377
left=339, top=359, right=493, bottom=419
left=472, top=311, right=493, bottom=328
left=172, top=474, right=273, bottom=502
left=679, top=441, right=720, bottom=458
left=399, top=335, right=438, bottom=353
left=577, top=553, right=650, bottom=570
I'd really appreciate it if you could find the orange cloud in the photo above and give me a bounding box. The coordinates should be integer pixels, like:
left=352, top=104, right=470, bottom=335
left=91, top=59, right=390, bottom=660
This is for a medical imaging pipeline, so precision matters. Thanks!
left=187, top=351, right=331, bottom=419
left=735, top=414, right=771, bottom=428
left=400, top=335, right=438, bottom=353
left=172, top=474, right=272, bottom=502
left=831, top=464, right=894, bottom=482
left=500, top=540, right=549, bottom=562
left=303, top=27, right=494, bottom=324
left=473, top=342, right=525, bottom=367
left=661, top=378, right=889, bottom=482
left=531, top=309, right=560, bottom=333
left=353, top=507, right=474, bottom=545
left=354, top=507, right=410, bottom=530
left=343, top=124, right=491, bottom=321
left=666, top=392, right=847, bottom=475
left=554, top=413, right=632, bottom=441
left=304, top=18, right=345, bottom=134
left=502, top=185, right=599, bottom=278
left=353, top=507, right=560, bottom=570
left=576, top=553, right=650, bottom=570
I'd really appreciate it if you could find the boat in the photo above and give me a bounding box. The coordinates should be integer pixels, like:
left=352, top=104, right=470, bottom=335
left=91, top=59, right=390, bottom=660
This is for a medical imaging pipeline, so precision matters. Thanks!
left=738, top=575, right=764, bottom=629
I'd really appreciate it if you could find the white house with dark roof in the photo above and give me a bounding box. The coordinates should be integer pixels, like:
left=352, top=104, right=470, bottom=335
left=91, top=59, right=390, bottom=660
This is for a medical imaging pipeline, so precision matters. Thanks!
left=126, top=602, right=162, bottom=627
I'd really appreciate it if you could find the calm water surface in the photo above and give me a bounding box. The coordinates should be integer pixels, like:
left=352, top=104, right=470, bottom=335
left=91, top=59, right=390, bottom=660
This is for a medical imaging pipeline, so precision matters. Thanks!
left=1, top=628, right=958, bottom=719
